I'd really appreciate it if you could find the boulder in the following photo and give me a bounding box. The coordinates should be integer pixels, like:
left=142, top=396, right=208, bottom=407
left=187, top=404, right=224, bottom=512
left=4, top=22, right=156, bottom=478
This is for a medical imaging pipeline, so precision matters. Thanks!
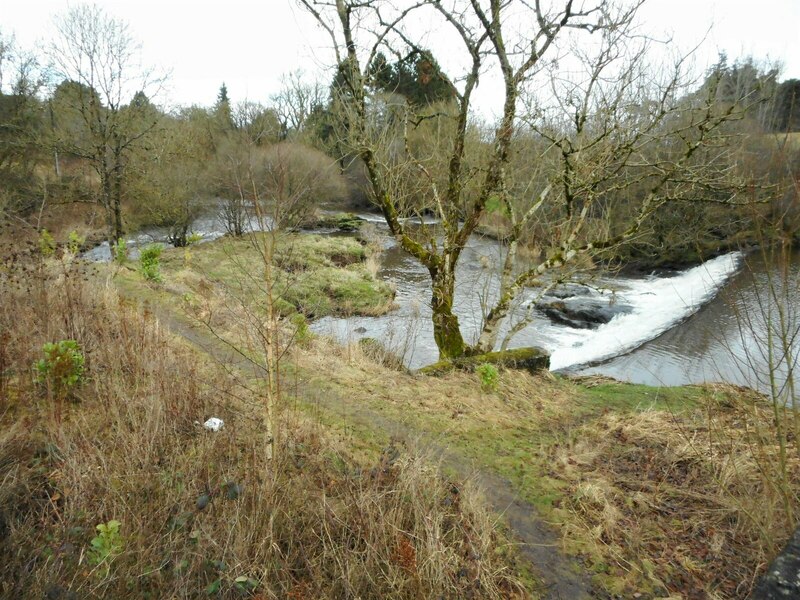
left=537, top=285, right=632, bottom=329
left=544, top=283, right=594, bottom=300
left=536, top=296, right=633, bottom=329
left=750, top=526, right=800, bottom=599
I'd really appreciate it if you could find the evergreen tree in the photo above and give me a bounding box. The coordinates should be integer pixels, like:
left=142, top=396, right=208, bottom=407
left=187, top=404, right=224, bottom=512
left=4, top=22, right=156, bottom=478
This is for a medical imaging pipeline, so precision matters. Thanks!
left=367, top=50, right=455, bottom=106
left=214, top=82, right=234, bottom=129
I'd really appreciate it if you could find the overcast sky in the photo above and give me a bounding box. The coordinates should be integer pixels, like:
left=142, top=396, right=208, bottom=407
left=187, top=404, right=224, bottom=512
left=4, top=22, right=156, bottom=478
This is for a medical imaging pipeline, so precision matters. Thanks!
left=3, top=0, right=799, bottom=111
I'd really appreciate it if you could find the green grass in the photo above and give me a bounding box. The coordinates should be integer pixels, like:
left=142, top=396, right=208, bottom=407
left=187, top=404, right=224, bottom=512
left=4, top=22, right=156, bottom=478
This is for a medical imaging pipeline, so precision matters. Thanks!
left=115, top=232, right=395, bottom=319
left=578, top=381, right=702, bottom=413
left=296, top=361, right=703, bottom=515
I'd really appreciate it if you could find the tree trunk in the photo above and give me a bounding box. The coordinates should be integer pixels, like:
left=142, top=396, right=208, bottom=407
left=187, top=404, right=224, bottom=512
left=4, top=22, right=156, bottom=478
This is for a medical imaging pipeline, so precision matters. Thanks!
left=430, top=264, right=466, bottom=359
left=112, top=186, right=123, bottom=244
left=100, top=171, right=115, bottom=244
left=476, top=237, right=519, bottom=352
left=111, top=150, right=124, bottom=243
left=264, top=234, right=277, bottom=464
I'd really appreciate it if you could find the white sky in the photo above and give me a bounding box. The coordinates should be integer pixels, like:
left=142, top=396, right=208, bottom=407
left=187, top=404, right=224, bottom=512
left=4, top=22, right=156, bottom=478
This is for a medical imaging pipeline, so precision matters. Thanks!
left=3, top=0, right=799, bottom=111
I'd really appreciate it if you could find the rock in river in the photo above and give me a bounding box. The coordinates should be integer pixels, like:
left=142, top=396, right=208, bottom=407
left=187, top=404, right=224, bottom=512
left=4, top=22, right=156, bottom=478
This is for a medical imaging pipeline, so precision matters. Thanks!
left=537, top=288, right=632, bottom=329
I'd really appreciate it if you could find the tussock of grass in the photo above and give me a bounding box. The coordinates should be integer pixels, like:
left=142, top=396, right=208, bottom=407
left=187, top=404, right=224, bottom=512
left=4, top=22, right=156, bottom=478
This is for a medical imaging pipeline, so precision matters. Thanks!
left=0, top=260, right=525, bottom=599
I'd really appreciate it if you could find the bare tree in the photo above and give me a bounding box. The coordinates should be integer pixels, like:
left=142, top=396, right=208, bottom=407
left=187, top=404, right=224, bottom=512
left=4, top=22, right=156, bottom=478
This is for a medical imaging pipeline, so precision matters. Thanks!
left=0, top=32, right=44, bottom=215
left=203, top=138, right=345, bottom=464
left=48, top=4, right=165, bottom=243
left=232, top=100, right=282, bottom=145
left=299, top=0, right=755, bottom=361
left=213, top=137, right=345, bottom=236
left=479, top=21, right=754, bottom=352
left=270, top=69, right=328, bottom=139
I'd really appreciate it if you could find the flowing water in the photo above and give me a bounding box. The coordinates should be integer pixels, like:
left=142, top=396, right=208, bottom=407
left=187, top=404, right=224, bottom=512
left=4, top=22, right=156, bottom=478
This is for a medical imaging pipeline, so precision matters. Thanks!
left=581, top=250, right=800, bottom=391
left=85, top=210, right=799, bottom=391
left=81, top=213, right=235, bottom=261
left=314, top=214, right=798, bottom=392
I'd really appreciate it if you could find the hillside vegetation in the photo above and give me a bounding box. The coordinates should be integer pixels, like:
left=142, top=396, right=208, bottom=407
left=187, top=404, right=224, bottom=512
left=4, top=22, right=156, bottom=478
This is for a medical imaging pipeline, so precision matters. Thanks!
left=0, top=251, right=526, bottom=599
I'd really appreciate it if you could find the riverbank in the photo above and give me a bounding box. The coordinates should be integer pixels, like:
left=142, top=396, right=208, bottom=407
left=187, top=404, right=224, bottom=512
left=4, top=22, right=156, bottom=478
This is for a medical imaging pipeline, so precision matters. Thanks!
left=13, top=208, right=787, bottom=387
left=0, top=252, right=529, bottom=599
left=113, top=231, right=396, bottom=320
left=103, top=231, right=800, bottom=598
left=299, top=339, right=797, bottom=598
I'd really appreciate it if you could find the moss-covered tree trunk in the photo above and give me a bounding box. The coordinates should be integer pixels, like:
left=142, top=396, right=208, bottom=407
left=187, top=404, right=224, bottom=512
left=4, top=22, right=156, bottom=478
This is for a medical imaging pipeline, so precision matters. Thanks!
left=429, top=264, right=466, bottom=360
left=112, top=169, right=124, bottom=243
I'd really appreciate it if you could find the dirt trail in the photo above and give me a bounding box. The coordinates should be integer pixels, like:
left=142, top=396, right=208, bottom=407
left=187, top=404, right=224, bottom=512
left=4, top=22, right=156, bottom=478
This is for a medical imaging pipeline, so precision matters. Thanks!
left=139, top=300, right=594, bottom=599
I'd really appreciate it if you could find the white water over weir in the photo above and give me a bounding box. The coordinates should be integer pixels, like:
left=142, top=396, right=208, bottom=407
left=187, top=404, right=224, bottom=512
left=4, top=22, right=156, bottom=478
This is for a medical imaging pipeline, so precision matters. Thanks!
left=547, top=253, right=743, bottom=371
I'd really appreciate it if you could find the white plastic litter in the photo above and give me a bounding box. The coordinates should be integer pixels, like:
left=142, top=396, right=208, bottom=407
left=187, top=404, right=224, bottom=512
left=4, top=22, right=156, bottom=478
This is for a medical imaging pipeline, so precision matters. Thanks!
left=203, top=417, right=224, bottom=432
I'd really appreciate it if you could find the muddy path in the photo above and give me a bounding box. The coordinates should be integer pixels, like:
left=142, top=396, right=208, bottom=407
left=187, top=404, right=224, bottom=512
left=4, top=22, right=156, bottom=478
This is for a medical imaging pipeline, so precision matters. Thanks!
left=132, top=296, right=594, bottom=599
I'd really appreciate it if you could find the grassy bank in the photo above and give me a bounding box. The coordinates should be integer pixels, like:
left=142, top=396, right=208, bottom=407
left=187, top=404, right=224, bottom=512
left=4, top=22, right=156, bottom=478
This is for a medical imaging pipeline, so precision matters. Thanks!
left=299, top=340, right=800, bottom=598
left=109, top=229, right=799, bottom=598
left=0, top=255, right=527, bottom=599
left=109, top=232, right=397, bottom=382
left=114, top=231, right=395, bottom=320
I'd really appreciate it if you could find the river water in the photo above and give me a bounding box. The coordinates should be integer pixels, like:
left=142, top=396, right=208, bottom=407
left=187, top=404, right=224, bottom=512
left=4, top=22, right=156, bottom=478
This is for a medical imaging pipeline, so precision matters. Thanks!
left=580, top=250, right=800, bottom=391
left=85, top=211, right=799, bottom=392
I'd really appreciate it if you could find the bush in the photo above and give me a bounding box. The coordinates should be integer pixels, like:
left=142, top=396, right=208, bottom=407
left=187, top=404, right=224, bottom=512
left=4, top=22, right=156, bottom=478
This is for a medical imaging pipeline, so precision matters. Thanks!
left=113, top=239, right=127, bottom=263
left=139, top=244, right=163, bottom=282
left=38, top=229, right=55, bottom=257
left=290, top=312, right=312, bottom=345
left=35, top=340, right=85, bottom=398
left=67, top=230, right=85, bottom=255
left=476, top=363, right=499, bottom=392
left=88, top=520, right=124, bottom=578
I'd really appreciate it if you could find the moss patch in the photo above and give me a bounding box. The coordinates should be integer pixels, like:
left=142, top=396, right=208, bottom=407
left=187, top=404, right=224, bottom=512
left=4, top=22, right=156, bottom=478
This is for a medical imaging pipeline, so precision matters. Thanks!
left=302, top=212, right=364, bottom=232
left=420, top=347, right=550, bottom=376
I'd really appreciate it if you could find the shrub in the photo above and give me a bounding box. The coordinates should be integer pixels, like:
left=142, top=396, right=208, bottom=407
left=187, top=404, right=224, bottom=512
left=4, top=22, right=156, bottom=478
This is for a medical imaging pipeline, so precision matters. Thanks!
left=38, top=229, right=56, bottom=257
left=67, top=230, right=85, bottom=255
left=476, top=363, right=499, bottom=392
left=35, top=340, right=85, bottom=397
left=112, top=238, right=127, bottom=263
left=290, top=312, right=312, bottom=345
left=88, top=520, right=124, bottom=577
left=140, top=244, right=163, bottom=282
left=359, top=337, right=405, bottom=370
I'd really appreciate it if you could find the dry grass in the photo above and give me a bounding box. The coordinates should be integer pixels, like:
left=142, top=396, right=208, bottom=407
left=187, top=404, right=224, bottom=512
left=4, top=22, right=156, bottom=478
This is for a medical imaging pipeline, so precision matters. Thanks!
left=303, top=336, right=572, bottom=427
left=0, top=254, right=526, bottom=599
left=296, top=340, right=800, bottom=598
left=551, top=386, right=800, bottom=598
left=64, top=221, right=800, bottom=599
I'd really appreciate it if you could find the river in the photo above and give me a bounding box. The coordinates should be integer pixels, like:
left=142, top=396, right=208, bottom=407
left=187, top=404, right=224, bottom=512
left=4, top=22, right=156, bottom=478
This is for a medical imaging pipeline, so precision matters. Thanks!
left=85, top=211, right=799, bottom=392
